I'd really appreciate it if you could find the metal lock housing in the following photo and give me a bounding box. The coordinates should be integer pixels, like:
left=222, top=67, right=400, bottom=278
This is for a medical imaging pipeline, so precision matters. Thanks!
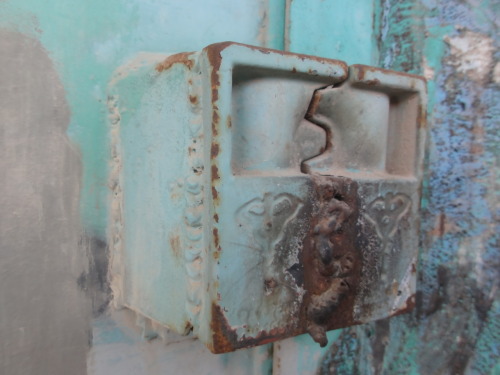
left=108, top=42, right=426, bottom=353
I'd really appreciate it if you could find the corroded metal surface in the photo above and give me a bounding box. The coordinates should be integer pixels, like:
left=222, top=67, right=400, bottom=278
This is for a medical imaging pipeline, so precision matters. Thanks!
left=303, top=176, right=360, bottom=347
left=110, top=41, right=426, bottom=354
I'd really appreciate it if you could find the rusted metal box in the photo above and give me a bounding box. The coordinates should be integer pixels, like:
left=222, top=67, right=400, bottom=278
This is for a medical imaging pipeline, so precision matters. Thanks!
left=108, top=42, right=426, bottom=353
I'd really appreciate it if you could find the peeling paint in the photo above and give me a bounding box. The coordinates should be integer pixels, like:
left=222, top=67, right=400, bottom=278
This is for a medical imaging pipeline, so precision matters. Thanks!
left=281, top=1, right=499, bottom=374
left=444, top=30, right=495, bottom=84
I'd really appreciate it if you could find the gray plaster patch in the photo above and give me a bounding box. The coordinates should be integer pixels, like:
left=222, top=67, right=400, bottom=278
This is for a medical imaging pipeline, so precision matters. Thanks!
left=0, top=29, right=89, bottom=375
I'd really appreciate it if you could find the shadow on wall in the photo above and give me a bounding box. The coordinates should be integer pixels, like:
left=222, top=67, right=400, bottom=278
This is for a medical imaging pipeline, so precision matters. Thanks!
left=0, top=30, right=90, bottom=375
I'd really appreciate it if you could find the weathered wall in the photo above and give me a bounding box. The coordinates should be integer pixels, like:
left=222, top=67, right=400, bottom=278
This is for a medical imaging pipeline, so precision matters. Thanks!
left=0, top=1, right=280, bottom=374
left=0, top=30, right=88, bottom=375
left=286, top=1, right=499, bottom=374
left=0, top=0, right=497, bottom=374
left=365, top=1, right=499, bottom=373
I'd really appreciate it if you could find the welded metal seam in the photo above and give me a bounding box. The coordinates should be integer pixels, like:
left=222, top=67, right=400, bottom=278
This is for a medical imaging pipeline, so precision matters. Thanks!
left=182, top=54, right=205, bottom=331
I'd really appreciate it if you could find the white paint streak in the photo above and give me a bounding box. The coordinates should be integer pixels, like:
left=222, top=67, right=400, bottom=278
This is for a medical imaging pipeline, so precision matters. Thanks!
left=108, top=53, right=168, bottom=87
left=445, top=31, right=494, bottom=83
left=422, top=56, right=435, bottom=80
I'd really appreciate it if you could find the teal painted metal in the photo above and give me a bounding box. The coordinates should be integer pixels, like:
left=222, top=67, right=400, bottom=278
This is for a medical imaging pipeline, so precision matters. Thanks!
left=109, top=43, right=349, bottom=353
left=109, top=41, right=427, bottom=354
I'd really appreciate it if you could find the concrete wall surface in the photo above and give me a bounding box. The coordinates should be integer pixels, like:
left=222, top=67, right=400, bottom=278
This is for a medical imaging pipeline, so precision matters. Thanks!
left=0, top=1, right=498, bottom=374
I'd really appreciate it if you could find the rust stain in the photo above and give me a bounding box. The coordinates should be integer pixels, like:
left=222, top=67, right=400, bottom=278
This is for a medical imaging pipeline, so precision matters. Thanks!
left=205, top=44, right=226, bottom=105
left=439, top=213, right=446, bottom=237
left=212, top=108, right=220, bottom=137
left=417, top=101, right=427, bottom=128
left=209, top=303, right=295, bottom=353
left=189, top=95, right=198, bottom=105
left=211, top=164, right=220, bottom=182
left=305, top=90, right=324, bottom=124
left=196, top=43, right=424, bottom=351
left=257, top=48, right=271, bottom=55
left=205, top=44, right=224, bottom=147
left=305, top=87, right=335, bottom=160
left=226, top=115, right=232, bottom=129
left=156, top=52, right=195, bottom=72
left=210, top=303, right=238, bottom=353
left=211, top=163, right=220, bottom=205
left=302, top=175, right=361, bottom=347
left=204, top=41, right=347, bottom=72
left=211, top=143, right=220, bottom=159
left=390, top=294, right=416, bottom=317
left=213, top=228, right=220, bottom=251
left=169, top=234, right=181, bottom=259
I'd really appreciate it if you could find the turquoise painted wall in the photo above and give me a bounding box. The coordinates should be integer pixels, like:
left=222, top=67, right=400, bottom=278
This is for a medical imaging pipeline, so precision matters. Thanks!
left=0, top=0, right=286, bottom=239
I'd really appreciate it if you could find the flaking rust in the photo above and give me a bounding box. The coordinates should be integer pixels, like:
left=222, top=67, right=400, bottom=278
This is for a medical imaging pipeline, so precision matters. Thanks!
left=302, top=175, right=361, bottom=347
left=210, top=303, right=293, bottom=353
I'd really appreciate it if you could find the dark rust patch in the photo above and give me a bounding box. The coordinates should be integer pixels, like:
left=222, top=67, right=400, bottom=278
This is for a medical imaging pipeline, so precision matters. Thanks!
left=211, top=164, right=220, bottom=181
left=203, top=42, right=348, bottom=144
left=302, top=175, right=361, bottom=347
left=213, top=213, right=219, bottom=223
left=212, top=108, right=220, bottom=136
left=213, top=227, right=220, bottom=251
left=305, top=92, right=333, bottom=160
left=205, top=43, right=225, bottom=143
left=169, top=234, right=181, bottom=259
left=210, top=303, right=236, bottom=353
left=203, top=42, right=348, bottom=77
left=389, top=294, right=416, bottom=317
left=210, top=303, right=295, bottom=353
left=207, top=176, right=363, bottom=351
left=189, top=95, right=198, bottom=104
left=156, top=52, right=194, bottom=72
left=417, top=96, right=427, bottom=129
left=439, top=212, right=446, bottom=236
left=211, top=143, right=220, bottom=159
